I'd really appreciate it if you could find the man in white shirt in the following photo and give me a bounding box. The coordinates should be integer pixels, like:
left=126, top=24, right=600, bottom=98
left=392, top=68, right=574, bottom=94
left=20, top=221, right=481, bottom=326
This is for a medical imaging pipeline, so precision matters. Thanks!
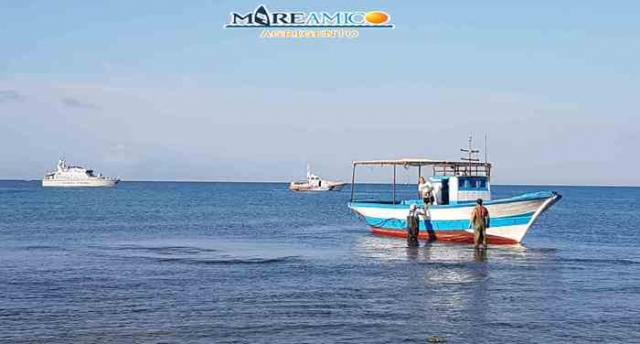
left=418, top=176, right=434, bottom=206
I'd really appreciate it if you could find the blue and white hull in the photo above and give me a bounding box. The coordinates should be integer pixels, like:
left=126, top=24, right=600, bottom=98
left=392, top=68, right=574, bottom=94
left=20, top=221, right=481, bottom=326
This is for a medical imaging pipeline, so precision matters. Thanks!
left=348, top=191, right=562, bottom=244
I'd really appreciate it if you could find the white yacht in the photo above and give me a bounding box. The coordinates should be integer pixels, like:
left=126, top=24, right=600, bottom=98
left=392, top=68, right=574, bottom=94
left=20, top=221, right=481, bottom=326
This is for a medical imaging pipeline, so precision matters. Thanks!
left=42, top=159, right=119, bottom=187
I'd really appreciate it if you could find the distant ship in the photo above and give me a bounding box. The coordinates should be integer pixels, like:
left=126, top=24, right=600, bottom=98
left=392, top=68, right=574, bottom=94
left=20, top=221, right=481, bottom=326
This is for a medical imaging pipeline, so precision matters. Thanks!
left=42, top=159, right=119, bottom=187
left=289, top=165, right=346, bottom=192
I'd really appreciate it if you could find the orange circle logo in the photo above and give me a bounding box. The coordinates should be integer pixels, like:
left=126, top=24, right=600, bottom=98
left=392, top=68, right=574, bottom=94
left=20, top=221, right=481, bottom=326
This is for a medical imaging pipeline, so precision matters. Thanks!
left=365, top=11, right=390, bottom=25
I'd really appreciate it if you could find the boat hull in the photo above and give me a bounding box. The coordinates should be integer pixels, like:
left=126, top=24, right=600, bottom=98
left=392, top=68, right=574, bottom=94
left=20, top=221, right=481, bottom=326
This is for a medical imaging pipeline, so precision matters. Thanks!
left=42, top=179, right=119, bottom=187
left=289, top=184, right=330, bottom=192
left=348, top=191, right=561, bottom=244
left=289, top=182, right=346, bottom=192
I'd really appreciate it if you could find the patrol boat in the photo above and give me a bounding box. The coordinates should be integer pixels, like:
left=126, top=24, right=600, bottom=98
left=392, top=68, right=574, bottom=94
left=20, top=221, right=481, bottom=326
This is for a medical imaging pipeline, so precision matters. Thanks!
left=347, top=138, right=562, bottom=244
left=289, top=164, right=346, bottom=192
left=42, top=159, right=119, bottom=187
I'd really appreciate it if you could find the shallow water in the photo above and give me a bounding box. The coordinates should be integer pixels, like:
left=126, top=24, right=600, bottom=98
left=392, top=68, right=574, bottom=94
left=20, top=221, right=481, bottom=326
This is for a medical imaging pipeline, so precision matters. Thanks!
left=1, top=181, right=639, bottom=343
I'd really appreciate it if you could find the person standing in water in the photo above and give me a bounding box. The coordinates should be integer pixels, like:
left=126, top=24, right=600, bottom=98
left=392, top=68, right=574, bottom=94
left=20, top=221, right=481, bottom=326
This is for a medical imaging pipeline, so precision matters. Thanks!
left=470, top=198, right=489, bottom=248
left=418, top=176, right=434, bottom=206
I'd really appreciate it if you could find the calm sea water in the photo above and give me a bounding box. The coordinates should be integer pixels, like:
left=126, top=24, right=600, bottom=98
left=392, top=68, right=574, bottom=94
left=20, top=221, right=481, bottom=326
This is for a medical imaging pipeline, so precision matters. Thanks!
left=1, top=181, right=639, bottom=343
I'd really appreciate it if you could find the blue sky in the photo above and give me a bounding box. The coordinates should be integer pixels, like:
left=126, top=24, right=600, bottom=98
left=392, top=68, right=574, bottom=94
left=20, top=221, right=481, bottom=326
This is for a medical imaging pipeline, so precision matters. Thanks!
left=1, top=1, right=638, bottom=185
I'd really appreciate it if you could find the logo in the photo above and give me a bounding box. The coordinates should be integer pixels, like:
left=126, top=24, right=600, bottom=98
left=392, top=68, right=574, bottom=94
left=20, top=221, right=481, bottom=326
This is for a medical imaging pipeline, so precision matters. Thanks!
left=224, top=5, right=394, bottom=39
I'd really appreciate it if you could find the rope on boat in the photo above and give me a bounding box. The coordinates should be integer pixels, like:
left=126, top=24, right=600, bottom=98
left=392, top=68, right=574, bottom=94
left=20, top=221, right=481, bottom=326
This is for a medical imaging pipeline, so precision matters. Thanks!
left=353, top=212, right=396, bottom=228
left=353, top=206, right=430, bottom=229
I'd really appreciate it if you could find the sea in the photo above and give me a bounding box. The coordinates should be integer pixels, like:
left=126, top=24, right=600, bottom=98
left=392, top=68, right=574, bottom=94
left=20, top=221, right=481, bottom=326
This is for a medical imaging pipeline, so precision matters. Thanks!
left=0, top=181, right=639, bottom=343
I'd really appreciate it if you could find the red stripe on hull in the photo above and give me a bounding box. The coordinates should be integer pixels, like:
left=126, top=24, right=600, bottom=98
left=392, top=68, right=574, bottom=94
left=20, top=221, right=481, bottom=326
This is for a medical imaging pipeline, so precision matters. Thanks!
left=370, top=228, right=519, bottom=245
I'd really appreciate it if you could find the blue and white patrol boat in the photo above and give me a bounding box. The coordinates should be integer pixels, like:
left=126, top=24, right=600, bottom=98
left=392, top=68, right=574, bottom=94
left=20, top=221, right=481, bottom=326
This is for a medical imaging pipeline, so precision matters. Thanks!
left=347, top=139, right=562, bottom=244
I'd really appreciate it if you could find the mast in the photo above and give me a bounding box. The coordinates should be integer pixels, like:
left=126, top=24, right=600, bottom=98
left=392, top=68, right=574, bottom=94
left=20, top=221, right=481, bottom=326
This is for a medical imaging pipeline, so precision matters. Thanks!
left=460, top=134, right=480, bottom=174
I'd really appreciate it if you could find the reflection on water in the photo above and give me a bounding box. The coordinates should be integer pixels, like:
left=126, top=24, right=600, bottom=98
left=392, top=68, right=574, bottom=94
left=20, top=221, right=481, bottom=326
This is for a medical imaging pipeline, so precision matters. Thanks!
left=474, top=247, right=487, bottom=262
left=353, top=234, right=543, bottom=263
left=353, top=234, right=557, bottom=289
left=352, top=235, right=564, bottom=342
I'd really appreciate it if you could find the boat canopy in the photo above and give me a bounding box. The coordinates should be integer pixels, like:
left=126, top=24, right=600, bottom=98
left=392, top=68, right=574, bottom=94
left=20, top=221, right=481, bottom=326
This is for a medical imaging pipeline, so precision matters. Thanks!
left=350, top=158, right=492, bottom=203
left=352, top=159, right=491, bottom=178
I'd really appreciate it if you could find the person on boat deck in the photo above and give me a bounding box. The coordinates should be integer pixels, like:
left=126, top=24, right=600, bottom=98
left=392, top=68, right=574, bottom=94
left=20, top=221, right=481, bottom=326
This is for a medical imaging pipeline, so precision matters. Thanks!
left=431, top=181, right=441, bottom=205
left=470, top=198, right=490, bottom=248
left=418, top=176, right=434, bottom=206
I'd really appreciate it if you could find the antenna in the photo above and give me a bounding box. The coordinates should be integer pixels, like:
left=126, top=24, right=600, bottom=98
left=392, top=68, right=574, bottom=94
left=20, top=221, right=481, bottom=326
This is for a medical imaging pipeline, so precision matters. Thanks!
left=484, top=133, right=488, bottom=164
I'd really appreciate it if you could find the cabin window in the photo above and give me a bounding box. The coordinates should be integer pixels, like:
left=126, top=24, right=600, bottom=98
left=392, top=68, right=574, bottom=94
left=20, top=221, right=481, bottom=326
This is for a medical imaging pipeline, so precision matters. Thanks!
left=459, top=177, right=488, bottom=190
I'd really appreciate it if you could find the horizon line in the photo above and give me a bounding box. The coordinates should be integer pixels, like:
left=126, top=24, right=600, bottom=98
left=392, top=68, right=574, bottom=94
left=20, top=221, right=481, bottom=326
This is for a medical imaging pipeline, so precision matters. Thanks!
left=1, top=179, right=638, bottom=188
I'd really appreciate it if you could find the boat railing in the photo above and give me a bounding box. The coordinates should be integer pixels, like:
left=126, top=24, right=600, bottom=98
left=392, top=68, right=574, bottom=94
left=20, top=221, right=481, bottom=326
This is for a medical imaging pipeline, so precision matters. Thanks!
left=432, top=163, right=490, bottom=177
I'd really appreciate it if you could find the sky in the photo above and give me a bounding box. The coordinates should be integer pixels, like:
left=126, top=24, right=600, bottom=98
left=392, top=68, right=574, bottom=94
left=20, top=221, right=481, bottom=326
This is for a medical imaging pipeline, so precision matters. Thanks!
left=0, top=0, right=639, bottom=185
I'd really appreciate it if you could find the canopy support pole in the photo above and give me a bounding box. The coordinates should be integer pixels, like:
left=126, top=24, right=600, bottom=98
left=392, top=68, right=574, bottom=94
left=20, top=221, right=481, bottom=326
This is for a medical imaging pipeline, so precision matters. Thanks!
left=350, top=164, right=356, bottom=202
left=392, top=165, right=396, bottom=204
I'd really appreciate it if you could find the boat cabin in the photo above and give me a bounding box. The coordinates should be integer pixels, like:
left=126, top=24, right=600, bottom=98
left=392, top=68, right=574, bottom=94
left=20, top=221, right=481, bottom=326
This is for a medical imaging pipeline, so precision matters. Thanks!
left=428, top=174, right=491, bottom=205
